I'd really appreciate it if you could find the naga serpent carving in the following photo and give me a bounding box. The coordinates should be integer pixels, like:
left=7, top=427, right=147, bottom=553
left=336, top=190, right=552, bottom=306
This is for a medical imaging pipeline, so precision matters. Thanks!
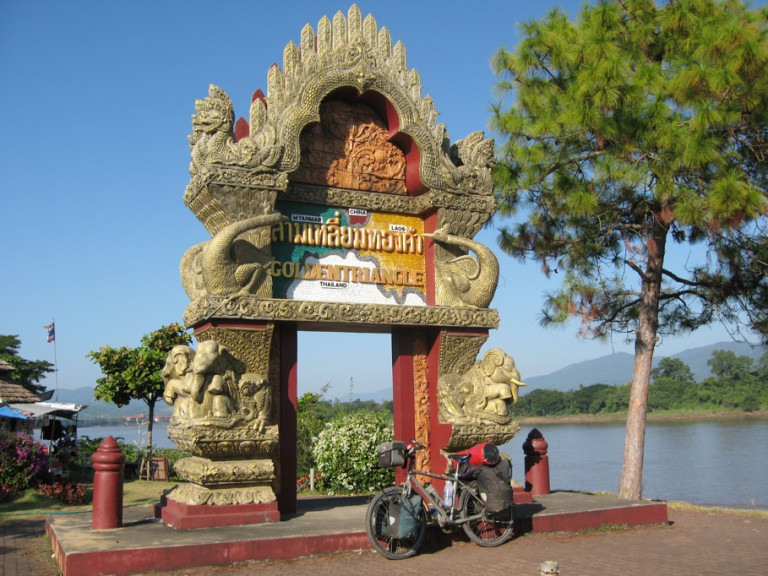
left=443, top=131, right=496, bottom=196
left=188, top=84, right=282, bottom=180
left=181, top=212, right=282, bottom=300
left=424, top=226, right=500, bottom=308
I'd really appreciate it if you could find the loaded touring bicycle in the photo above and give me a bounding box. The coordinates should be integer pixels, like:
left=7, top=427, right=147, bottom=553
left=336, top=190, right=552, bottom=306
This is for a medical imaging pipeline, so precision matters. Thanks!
left=366, top=439, right=515, bottom=559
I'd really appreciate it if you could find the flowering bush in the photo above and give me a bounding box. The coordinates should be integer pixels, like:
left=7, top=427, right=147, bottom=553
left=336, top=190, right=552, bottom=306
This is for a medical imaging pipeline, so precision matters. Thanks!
left=311, top=411, right=395, bottom=493
left=0, top=431, right=48, bottom=499
left=37, top=480, right=87, bottom=505
left=0, top=483, right=16, bottom=503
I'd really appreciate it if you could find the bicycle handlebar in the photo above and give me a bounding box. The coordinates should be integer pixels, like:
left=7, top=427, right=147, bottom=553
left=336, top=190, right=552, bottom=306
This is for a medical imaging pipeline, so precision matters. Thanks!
left=408, top=439, right=426, bottom=452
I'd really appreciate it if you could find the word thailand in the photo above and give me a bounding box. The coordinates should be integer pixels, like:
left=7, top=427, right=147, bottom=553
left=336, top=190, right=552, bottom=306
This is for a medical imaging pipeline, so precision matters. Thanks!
left=270, top=261, right=424, bottom=288
left=272, top=213, right=424, bottom=255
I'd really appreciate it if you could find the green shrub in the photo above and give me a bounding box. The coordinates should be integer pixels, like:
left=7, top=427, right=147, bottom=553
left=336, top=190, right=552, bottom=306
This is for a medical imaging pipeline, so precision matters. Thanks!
left=0, top=431, right=48, bottom=499
left=77, top=436, right=190, bottom=481
left=311, top=411, right=395, bottom=493
left=77, top=435, right=154, bottom=463
left=153, top=447, right=192, bottom=481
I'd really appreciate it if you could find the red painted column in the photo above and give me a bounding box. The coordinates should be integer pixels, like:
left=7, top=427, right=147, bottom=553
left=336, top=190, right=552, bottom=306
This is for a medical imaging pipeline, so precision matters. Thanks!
left=523, top=428, right=551, bottom=496
left=391, top=329, right=416, bottom=484
left=91, top=436, right=126, bottom=529
left=427, top=330, right=452, bottom=476
left=278, top=324, right=298, bottom=514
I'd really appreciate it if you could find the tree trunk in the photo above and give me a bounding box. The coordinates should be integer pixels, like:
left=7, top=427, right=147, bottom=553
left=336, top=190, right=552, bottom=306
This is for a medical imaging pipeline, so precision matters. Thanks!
left=617, top=217, right=668, bottom=500
left=145, top=400, right=155, bottom=480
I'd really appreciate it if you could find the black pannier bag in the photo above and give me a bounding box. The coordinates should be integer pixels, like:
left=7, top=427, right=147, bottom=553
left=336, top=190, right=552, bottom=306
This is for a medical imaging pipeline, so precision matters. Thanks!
left=476, top=458, right=514, bottom=514
left=377, top=441, right=407, bottom=467
left=458, top=455, right=514, bottom=515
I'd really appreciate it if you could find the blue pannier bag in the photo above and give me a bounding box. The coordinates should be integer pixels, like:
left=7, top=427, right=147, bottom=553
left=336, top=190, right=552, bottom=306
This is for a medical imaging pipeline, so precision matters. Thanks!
left=388, top=493, right=423, bottom=539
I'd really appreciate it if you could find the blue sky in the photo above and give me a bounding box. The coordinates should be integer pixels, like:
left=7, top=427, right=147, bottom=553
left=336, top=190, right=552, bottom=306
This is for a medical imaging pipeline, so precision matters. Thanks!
left=0, top=1, right=754, bottom=399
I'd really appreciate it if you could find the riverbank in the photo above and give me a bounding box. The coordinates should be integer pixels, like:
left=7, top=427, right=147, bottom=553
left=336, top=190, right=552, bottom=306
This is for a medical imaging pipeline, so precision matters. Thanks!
left=516, top=409, right=768, bottom=427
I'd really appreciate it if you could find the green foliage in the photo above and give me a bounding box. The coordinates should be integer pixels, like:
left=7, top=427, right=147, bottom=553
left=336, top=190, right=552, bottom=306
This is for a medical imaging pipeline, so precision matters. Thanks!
left=0, top=432, right=48, bottom=500
left=76, top=435, right=143, bottom=465
left=296, top=387, right=393, bottom=475
left=492, top=0, right=768, bottom=499
left=514, top=388, right=570, bottom=416
left=87, top=323, right=192, bottom=465
left=707, top=350, right=755, bottom=381
left=652, top=358, right=696, bottom=385
left=311, top=410, right=395, bottom=493
left=513, top=383, right=631, bottom=416
left=492, top=0, right=768, bottom=341
left=513, top=350, right=768, bottom=416
left=153, top=447, right=193, bottom=481
left=648, top=358, right=698, bottom=410
left=296, top=388, right=333, bottom=473
left=76, top=436, right=190, bottom=481
left=0, top=335, right=54, bottom=394
left=87, top=323, right=191, bottom=408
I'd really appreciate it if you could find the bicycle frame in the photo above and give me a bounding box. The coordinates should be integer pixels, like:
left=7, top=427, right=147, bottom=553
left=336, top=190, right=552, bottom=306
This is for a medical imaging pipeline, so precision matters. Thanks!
left=366, top=439, right=515, bottom=559
left=399, top=445, right=479, bottom=526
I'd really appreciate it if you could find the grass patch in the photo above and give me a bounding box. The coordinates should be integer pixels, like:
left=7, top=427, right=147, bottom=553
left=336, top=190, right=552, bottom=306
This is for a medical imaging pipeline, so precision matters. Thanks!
left=0, top=479, right=179, bottom=523
left=667, top=500, right=768, bottom=518
left=580, top=522, right=629, bottom=534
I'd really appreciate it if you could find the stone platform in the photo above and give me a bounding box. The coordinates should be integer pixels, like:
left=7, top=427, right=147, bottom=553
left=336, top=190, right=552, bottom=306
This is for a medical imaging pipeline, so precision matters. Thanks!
left=46, top=492, right=668, bottom=576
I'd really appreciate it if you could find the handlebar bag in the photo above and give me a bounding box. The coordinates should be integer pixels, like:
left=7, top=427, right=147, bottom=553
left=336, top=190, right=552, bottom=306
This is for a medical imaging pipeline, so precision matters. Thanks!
left=377, top=441, right=407, bottom=467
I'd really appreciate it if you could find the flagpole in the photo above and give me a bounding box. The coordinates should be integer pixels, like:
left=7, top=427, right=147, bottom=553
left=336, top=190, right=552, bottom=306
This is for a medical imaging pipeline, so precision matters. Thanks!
left=47, top=318, right=59, bottom=401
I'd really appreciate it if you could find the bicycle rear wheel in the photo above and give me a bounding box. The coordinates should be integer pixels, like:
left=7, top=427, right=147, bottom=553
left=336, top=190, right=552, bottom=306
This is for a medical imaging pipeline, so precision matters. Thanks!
left=365, top=486, right=427, bottom=559
left=459, top=484, right=514, bottom=547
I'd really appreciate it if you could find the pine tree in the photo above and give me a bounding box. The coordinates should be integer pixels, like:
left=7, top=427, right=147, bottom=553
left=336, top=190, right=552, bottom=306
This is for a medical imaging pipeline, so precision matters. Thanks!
left=491, top=0, right=768, bottom=499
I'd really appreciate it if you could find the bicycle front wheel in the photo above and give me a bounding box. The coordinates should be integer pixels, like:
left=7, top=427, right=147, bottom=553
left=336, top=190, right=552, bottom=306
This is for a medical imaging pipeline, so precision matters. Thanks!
left=365, top=486, right=427, bottom=559
left=459, top=483, right=514, bottom=547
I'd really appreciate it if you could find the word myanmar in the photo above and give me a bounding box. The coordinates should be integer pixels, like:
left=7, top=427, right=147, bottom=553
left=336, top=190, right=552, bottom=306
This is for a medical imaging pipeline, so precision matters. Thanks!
left=271, top=260, right=424, bottom=288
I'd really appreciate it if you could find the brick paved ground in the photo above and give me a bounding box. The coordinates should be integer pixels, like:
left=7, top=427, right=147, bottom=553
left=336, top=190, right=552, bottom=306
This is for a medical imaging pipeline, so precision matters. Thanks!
left=0, top=518, right=57, bottom=576
left=4, top=508, right=767, bottom=576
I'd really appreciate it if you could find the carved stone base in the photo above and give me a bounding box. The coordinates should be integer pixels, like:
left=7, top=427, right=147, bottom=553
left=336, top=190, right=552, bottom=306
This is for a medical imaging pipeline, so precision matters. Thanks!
left=443, top=421, right=521, bottom=452
left=174, top=456, right=275, bottom=490
left=168, top=421, right=278, bottom=459
left=159, top=495, right=280, bottom=530
left=166, top=481, right=277, bottom=505
left=166, top=456, right=277, bottom=514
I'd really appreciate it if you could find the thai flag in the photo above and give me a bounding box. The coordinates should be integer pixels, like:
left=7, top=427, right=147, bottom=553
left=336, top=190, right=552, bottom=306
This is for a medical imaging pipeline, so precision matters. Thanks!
left=44, top=322, right=55, bottom=343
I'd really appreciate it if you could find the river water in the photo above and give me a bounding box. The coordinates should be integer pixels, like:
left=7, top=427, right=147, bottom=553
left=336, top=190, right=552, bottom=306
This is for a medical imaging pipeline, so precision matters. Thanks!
left=78, top=418, right=768, bottom=510
left=501, top=418, right=768, bottom=510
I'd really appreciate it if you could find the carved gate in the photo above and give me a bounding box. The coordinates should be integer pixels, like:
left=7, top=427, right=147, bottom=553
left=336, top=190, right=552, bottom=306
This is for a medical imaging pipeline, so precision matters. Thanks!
left=160, top=6, right=522, bottom=529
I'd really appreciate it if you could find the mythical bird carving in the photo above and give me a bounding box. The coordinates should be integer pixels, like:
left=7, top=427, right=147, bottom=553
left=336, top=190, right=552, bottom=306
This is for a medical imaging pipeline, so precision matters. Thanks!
left=424, top=226, right=500, bottom=308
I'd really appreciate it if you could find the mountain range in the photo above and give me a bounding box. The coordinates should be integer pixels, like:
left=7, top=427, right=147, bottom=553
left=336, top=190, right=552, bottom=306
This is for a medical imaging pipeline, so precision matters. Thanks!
left=354, top=340, right=766, bottom=400
left=55, top=340, right=765, bottom=420
left=524, top=340, right=766, bottom=393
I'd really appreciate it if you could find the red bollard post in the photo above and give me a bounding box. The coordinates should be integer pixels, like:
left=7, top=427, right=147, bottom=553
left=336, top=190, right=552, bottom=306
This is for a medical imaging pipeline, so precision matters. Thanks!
left=91, top=436, right=126, bottom=529
left=523, top=428, right=551, bottom=496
